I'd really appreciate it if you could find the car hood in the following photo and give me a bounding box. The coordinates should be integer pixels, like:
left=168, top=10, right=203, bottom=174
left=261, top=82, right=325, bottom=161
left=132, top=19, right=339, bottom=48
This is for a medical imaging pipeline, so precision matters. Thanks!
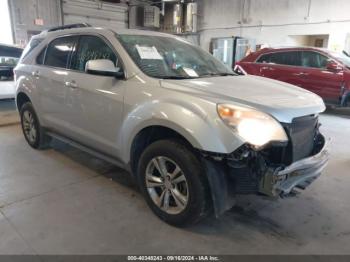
left=160, top=75, right=326, bottom=123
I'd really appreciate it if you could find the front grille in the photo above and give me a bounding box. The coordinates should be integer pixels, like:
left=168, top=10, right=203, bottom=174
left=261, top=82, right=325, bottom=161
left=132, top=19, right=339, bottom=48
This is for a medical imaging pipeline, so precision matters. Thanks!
left=228, top=167, right=259, bottom=194
left=283, top=115, right=319, bottom=163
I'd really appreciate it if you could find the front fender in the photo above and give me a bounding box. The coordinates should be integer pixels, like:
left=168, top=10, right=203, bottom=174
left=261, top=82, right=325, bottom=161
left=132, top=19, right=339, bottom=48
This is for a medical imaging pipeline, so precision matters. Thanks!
left=120, top=100, right=244, bottom=163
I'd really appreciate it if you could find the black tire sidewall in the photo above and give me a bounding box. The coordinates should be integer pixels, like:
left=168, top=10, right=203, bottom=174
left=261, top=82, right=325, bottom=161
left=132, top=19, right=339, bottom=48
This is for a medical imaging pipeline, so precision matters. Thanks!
left=137, top=139, right=210, bottom=226
left=20, top=103, right=41, bottom=149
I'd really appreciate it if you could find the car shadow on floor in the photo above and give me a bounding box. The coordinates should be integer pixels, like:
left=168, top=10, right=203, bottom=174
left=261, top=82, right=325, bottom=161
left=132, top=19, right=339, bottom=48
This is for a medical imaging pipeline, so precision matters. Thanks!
left=47, top=137, right=311, bottom=244
left=0, top=98, right=19, bottom=126
left=50, top=138, right=139, bottom=192
left=44, top=107, right=349, bottom=246
left=324, top=106, right=350, bottom=119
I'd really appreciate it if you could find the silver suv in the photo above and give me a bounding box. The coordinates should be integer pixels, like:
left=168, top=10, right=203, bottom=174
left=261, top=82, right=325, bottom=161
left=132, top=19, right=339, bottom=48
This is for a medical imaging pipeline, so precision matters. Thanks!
left=15, top=24, right=329, bottom=226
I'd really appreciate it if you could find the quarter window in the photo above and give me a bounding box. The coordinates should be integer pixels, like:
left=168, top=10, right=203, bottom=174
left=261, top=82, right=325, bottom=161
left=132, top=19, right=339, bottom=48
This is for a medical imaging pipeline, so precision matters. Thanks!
left=44, top=36, right=77, bottom=68
left=70, top=35, right=118, bottom=72
left=20, top=38, right=43, bottom=60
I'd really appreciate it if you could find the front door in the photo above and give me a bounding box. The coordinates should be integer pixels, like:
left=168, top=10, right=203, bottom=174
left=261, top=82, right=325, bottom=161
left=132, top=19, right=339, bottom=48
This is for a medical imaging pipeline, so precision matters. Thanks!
left=64, top=35, right=126, bottom=156
left=255, top=51, right=305, bottom=88
left=300, top=51, right=344, bottom=103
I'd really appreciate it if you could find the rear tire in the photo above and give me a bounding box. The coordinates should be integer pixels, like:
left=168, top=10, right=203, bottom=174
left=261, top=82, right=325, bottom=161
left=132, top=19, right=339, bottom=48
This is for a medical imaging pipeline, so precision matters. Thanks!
left=137, top=139, right=212, bottom=226
left=20, top=102, right=51, bottom=149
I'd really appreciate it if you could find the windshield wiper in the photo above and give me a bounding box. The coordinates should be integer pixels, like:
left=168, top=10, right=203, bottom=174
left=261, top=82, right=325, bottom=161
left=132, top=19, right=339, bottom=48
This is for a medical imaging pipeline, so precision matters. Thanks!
left=161, top=76, right=197, bottom=79
left=199, top=72, right=236, bottom=78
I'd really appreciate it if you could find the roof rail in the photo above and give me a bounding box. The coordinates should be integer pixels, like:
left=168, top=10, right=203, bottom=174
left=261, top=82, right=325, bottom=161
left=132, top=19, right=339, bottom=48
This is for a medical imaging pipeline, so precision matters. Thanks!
left=47, top=23, right=91, bottom=32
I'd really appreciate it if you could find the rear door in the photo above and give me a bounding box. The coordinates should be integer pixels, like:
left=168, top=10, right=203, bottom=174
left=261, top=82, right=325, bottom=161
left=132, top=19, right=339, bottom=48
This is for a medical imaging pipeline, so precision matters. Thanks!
left=300, top=51, right=343, bottom=102
left=255, top=51, right=304, bottom=87
left=36, top=35, right=78, bottom=133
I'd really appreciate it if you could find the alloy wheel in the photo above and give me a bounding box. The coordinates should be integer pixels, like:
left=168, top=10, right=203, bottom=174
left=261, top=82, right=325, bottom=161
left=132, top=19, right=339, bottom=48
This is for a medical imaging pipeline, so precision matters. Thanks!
left=22, top=110, right=37, bottom=144
left=145, top=156, right=189, bottom=215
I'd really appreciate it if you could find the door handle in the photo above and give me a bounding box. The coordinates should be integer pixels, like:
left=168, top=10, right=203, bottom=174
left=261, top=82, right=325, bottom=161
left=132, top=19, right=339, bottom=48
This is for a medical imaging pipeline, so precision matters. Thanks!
left=295, top=72, right=308, bottom=77
left=261, top=66, right=274, bottom=71
left=65, top=80, right=78, bottom=89
left=32, top=71, right=40, bottom=78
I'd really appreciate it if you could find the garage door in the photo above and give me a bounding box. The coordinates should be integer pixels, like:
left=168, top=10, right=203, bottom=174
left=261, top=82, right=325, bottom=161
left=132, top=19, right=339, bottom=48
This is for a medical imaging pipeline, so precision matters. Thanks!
left=62, top=0, right=128, bottom=30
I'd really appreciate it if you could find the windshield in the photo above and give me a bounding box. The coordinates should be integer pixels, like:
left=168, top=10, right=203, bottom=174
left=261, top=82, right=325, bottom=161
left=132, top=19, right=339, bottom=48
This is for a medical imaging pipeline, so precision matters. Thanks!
left=329, top=51, right=350, bottom=67
left=117, top=34, right=235, bottom=79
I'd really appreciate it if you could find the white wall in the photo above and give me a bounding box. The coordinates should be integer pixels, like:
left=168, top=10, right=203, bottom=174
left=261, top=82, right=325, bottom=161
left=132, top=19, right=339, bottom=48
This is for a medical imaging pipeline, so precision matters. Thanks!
left=288, top=35, right=329, bottom=48
left=8, top=0, right=62, bottom=47
left=8, top=0, right=128, bottom=46
left=63, top=0, right=128, bottom=30
left=198, top=0, right=350, bottom=52
left=0, top=0, right=13, bottom=44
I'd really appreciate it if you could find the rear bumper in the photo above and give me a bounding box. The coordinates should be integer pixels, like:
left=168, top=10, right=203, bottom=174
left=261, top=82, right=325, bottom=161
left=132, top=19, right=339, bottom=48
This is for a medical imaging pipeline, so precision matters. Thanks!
left=259, top=134, right=329, bottom=196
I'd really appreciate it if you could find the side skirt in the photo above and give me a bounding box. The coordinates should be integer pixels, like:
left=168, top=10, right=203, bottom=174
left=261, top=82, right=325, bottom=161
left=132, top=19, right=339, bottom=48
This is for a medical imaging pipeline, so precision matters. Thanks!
left=46, top=131, right=130, bottom=172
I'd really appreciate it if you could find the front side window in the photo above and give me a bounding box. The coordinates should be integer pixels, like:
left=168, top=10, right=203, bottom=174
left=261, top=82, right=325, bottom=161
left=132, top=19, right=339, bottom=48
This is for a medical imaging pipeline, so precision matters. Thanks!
left=44, top=36, right=77, bottom=68
left=301, top=51, right=329, bottom=69
left=329, top=51, right=350, bottom=68
left=257, top=53, right=271, bottom=63
left=117, top=34, right=234, bottom=79
left=70, top=35, right=118, bottom=72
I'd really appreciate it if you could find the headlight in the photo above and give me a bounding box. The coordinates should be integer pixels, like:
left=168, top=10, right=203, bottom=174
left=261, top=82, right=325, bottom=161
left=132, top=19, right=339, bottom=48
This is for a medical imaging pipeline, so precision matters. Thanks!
left=217, top=104, right=288, bottom=149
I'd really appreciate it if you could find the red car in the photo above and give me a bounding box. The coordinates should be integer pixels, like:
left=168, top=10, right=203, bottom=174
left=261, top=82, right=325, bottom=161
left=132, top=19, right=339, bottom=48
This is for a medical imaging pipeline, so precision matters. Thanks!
left=235, top=47, right=350, bottom=107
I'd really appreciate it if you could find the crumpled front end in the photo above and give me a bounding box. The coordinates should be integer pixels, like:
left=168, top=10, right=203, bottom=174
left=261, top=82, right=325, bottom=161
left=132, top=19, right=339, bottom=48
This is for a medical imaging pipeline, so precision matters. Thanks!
left=202, top=114, right=329, bottom=217
left=259, top=133, right=329, bottom=197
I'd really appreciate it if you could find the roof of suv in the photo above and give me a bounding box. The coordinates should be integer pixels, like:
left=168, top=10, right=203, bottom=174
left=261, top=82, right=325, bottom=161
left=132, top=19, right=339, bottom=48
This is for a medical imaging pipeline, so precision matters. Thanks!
left=33, top=26, right=177, bottom=41
left=241, top=46, right=332, bottom=62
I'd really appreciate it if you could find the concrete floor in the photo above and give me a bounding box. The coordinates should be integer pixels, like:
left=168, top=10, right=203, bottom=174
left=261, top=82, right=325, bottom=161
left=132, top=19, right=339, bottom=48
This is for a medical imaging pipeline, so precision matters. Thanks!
left=0, top=99, right=19, bottom=126
left=0, top=111, right=349, bottom=255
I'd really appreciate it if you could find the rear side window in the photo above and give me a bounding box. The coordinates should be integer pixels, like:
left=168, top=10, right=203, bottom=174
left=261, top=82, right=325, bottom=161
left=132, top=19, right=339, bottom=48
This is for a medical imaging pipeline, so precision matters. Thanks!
left=44, top=36, right=77, bottom=68
left=257, top=51, right=301, bottom=66
left=70, top=35, right=118, bottom=72
left=301, top=51, right=329, bottom=69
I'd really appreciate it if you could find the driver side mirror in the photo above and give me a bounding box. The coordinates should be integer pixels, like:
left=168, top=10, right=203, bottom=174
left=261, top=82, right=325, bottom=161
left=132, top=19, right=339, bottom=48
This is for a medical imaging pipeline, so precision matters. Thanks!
left=85, top=59, right=124, bottom=78
left=326, top=60, right=343, bottom=72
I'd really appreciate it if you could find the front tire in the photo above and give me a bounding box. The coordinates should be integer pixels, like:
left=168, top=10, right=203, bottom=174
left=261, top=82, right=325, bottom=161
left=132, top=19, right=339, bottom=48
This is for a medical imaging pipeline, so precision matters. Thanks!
left=137, top=139, right=212, bottom=226
left=20, top=102, right=51, bottom=149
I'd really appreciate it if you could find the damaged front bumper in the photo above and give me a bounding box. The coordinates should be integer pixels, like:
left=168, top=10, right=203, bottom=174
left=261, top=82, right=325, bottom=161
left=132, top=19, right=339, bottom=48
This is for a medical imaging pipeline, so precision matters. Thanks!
left=202, top=133, right=329, bottom=217
left=259, top=134, right=329, bottom=197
